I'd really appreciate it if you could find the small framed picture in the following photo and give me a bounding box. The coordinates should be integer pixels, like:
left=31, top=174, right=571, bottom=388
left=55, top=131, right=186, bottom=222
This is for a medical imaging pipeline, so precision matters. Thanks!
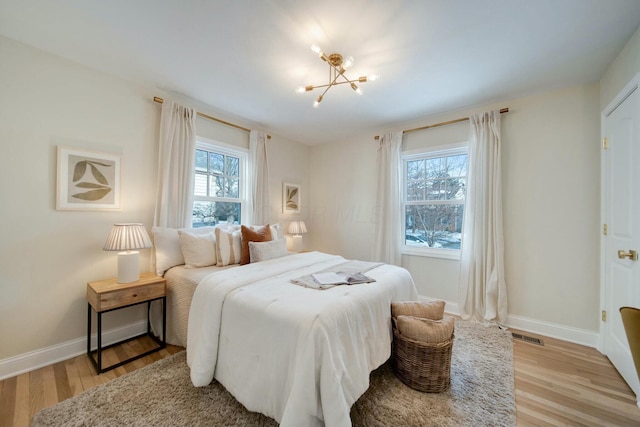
left=283, top=182, right=300, bottom=214
left=56, top=146, right=121, bottom=211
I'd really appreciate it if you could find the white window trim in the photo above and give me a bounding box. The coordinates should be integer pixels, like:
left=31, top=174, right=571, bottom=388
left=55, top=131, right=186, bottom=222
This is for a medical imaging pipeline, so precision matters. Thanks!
left=194, top=136, right=249, bottom=225
left=401, top=141, right=468, bottom=261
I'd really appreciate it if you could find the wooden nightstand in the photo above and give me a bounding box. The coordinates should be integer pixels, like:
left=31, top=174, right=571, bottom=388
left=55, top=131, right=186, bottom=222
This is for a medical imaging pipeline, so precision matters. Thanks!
left=87, top=272, right=166, bottom=374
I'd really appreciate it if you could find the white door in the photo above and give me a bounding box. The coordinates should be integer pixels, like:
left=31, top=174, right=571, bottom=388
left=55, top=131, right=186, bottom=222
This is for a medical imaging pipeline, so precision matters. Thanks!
left=602, top=75, right=640, bottom=402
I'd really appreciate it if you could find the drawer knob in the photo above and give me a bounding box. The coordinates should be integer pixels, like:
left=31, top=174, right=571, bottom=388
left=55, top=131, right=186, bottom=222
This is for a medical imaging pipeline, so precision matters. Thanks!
left=133, top=294, right=138, bottom=298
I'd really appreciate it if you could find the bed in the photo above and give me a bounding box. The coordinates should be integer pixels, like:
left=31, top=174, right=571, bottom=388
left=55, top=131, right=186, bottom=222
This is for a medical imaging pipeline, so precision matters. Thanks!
left=154, top=263, right=235, bottom=346
left=186, top=251, right=418, bottom=427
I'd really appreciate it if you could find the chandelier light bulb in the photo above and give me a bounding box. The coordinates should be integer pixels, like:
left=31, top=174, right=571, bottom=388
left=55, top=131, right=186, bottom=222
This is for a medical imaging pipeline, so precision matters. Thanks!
left=368, top=74, right=379, bottom=81
left=313, top=95, right=323, bottom=108
left=296, top=86, right=306, bottom=94
left=356, top=87, right=363, bottom=95
left=343, top=56, right=354, bottom=69
left=310, top=44, right=323, bottom=57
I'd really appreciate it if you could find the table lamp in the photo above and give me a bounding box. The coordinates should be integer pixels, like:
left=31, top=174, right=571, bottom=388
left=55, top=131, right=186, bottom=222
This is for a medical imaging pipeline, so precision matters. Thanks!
left=103, top=223, right=153, bottom=283
left=288, top=220, right=307, bottom=253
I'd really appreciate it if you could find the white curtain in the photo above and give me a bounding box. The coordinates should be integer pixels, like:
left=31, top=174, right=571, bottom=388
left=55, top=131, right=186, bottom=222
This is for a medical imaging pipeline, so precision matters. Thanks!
left=153, top=100, right=196, bottom=228
left=249, top=130, right=270, bottom=224
left=458, top=109, right=508, bottom=324
left=373, top=131, right=403, bottom=265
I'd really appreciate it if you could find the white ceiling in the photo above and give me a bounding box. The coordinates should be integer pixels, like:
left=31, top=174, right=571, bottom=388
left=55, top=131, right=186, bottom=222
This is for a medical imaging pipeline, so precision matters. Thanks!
left=1, top=0, right=639, bottom=145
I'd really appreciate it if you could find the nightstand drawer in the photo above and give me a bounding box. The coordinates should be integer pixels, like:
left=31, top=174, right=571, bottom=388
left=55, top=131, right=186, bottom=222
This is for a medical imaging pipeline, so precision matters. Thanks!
left=87, top=273, right=166, bottom=312
left=95, top=282, right=164, bottom=311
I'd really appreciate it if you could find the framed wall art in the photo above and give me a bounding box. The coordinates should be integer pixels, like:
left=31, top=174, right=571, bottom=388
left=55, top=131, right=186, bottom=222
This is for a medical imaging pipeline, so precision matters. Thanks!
left=282, top=182, right=300, bottom=214
left=56, top=146, right=121, bottom=210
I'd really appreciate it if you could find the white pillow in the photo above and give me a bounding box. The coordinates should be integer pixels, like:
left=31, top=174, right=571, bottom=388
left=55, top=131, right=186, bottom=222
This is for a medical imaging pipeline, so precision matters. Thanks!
left=152, top=226, right=216, bottom=275
left=249, top=238, right=287, bottom=263
left=270, top=223, right=283, bottom=240
left=215, top=227, right=242, bottom=266
left=178, top=230, right=217, bottom=268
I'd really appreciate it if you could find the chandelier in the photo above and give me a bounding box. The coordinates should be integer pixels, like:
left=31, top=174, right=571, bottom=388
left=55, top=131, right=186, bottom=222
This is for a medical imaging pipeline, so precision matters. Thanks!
left=297, top=44, right=378, bottom=108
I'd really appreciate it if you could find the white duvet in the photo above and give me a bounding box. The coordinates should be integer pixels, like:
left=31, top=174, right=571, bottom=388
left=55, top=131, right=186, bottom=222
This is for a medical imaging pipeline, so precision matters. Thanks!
left=187, top=251, right=418, bottom=427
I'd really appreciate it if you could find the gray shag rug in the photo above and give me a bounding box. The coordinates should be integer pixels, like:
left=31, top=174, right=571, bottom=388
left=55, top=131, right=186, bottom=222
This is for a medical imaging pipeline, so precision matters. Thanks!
left=31, top=320, right=515, bottom=427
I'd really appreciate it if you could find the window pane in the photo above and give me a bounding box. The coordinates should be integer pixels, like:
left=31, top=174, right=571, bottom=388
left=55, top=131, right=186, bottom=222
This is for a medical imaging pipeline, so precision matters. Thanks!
left=192, top=201, right=241, bottom=227
left=407, top=159, right=425, bottom=180
left=446, top=178, right=465, bottom=200
left=426, top=158, right=443, bottom=178
left=225, top=178, right=239, bottom=198
left=447, top=154, right=467, bottom=178
left=194, top=173, right=208, bottom=197
left=407, top=181, right=424, bottom=201
left=226, top=156, right=239, bottom=177
left=209, top=152, right=224, bottom=175
left=426, top=179, right=444, bottom=200
left=195, top=149, right=208, bottom=173
left=210, top=175, right=224, bottom=197
left=405, top=204, right=464, bottom=249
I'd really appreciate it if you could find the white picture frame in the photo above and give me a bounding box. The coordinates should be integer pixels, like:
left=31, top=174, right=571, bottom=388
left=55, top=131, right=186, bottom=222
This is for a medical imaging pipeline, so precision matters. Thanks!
left=56, top=146, right=121, bottom=211
left=283, top=182, right=300, bottom=214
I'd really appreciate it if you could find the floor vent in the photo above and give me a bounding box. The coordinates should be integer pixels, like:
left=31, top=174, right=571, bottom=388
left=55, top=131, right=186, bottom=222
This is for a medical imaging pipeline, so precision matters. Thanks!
left=512, top=332, right=544, bottom=346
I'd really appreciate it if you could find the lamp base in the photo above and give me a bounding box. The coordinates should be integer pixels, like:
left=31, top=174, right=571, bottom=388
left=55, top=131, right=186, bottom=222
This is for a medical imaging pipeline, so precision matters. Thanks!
left=117, top=251, right=140, bottom=283
left=292, top=235, right=303, bottom=253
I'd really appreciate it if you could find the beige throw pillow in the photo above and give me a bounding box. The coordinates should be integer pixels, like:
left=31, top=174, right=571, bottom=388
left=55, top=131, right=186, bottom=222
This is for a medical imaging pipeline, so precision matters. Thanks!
left=215, top=227, right=242, bottom=266
left=391, top=300, right=445, bottom=320
left=152, top=226, right=217, bottom=275
left=396, top=315, right=455, bottom=343
left=178, top=230, right=217, bottom=268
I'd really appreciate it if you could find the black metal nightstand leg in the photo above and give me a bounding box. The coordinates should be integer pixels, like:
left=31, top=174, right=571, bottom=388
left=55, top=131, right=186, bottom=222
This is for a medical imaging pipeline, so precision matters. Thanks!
left=97, top=311, right=102, bottom=373
left=87, top=304, right=91, bottom=357
left=162, top=296, right=167, bottom=346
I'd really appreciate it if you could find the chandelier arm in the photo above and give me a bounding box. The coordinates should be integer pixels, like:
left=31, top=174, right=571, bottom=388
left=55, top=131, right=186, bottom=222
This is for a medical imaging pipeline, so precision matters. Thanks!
left=326, top=62, right=364, bottom=88
left=309, top=80, right=363, bottom=90
left=319, top=70, right=343, bottom=98
left=337, top=70, right=352, bottom=85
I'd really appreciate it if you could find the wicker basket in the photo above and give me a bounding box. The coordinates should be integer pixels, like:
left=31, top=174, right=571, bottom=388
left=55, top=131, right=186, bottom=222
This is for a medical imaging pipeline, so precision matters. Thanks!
left=392, top=327, right=454, bottom=392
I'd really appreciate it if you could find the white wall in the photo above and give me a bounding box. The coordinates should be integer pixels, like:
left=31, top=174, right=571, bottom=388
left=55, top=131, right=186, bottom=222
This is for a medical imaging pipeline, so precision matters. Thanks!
left=0, top=36, right=310, bottom=369
left=310, top=83, right=601, bottom=337
left=0, top=35, right=159, bottom=361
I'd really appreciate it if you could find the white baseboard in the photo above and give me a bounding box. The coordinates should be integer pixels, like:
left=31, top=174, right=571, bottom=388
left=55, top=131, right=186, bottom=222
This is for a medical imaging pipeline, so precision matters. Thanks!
left=0, top=320, right=147, bottom=381
left=419, top=295, right=599, bottom=348
left=505, top=314, right=599, bottom=348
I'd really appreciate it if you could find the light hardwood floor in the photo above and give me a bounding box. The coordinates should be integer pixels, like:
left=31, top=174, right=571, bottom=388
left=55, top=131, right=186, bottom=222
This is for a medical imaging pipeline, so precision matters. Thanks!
left=1, top=331, right=639, bottom=426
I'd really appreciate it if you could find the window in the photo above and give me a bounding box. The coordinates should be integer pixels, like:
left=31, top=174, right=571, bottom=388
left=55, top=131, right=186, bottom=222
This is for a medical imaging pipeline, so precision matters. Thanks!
left=402, top=144, right=468, bottom=259
left=192, top=138, right=248, bottom=227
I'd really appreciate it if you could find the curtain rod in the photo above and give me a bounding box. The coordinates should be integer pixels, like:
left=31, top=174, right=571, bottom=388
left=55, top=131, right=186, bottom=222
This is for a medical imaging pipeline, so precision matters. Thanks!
left=153, top=96, right=271, bottom=139
left=373, top=107, right=509, bottom=140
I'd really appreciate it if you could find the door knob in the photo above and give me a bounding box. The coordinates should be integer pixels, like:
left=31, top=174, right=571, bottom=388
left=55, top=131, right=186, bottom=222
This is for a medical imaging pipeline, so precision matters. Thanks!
left=618, top=249, right=638, bottom=261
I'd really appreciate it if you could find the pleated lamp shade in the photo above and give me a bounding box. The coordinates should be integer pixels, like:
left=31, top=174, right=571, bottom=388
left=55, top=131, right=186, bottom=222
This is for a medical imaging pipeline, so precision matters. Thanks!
left=103, top=223, right=153, bottom=283
left=288, top=221, right=307, bottom=252
left=287, top=220, right=308, bottom=235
